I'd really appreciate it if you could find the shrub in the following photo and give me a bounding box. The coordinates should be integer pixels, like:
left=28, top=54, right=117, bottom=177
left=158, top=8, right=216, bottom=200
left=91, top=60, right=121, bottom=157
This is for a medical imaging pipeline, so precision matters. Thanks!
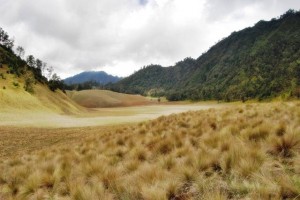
left=156, top=140, right=173, bottom=155
left=24, top=77, right=34, bottom=93
left=269, top=133, right=300, bottom=158
left=0, top=73, right=5, bottom=79
left=12, top=81, right=19, bottom=88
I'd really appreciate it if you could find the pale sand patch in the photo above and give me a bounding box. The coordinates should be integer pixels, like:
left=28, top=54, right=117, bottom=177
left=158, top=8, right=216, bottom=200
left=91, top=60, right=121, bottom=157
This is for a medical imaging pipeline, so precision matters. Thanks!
left=0, top=104, right=225, bottom=128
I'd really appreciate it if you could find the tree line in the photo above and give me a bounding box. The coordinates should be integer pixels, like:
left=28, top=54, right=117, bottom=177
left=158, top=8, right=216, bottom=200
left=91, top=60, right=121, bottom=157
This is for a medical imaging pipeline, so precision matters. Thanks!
left=0, top=27, right=64, bottom=92
left=106, top=10, right=300, bottom=101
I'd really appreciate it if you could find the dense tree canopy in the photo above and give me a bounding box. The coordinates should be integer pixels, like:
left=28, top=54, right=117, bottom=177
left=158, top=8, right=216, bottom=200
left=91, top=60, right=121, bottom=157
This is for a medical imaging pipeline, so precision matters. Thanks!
left=0, top=28, right=14, bottom=50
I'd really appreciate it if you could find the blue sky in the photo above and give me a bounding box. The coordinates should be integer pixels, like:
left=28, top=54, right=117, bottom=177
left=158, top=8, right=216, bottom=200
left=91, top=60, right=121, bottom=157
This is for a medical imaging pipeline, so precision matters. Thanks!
left=139, top=0, right=148, bottom=6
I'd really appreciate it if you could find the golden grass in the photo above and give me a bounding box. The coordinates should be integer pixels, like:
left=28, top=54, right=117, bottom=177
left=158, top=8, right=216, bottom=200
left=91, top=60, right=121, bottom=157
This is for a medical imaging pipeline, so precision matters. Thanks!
left=0, top=126, right=115, bottom=158
left=0, top=101, right=299, bottom=199
left=0, top=65, right=84, bottom=115
left=67, top=90, right=155, bottom=108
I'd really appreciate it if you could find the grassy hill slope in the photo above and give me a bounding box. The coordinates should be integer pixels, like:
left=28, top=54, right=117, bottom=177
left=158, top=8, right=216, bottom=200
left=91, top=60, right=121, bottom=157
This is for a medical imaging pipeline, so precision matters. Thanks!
left=108, top=10, right=300, bottom=101
left=0, top=64, right=84, bottom=114
left=67, top=90, right=154, bottom=108
left=0, top=29, right=85, bottom=115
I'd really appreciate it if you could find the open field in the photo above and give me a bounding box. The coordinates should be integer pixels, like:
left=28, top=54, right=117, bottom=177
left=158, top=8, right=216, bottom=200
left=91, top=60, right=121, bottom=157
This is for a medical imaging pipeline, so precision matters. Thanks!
left=0, top=101, right=299, bottom=199
left=0, top=103, right=223, bottom=157
left=67, top=90, right=155, bottom=108
left=1, top=8, right=300, bottom=200
left=0, top=64, right=224, bottom=128
left=0, top=103, right=224, bottom=127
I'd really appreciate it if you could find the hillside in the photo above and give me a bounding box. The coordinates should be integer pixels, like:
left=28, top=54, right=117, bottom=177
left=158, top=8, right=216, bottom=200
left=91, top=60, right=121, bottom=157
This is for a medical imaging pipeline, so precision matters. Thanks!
left=0, top=64, right=84, bottom=114
left=64, top=71, right=121, bottom=85
left=107, top=10, right=300, bottom=101
left=67, top=90, right=154, bottom=108
left=0, top=29, right=84, bottom=115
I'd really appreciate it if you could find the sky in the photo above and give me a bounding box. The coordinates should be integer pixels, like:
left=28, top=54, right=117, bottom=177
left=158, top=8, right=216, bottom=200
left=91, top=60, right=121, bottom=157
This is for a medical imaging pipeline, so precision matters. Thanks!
left=0, top=0, right=299, bottom=78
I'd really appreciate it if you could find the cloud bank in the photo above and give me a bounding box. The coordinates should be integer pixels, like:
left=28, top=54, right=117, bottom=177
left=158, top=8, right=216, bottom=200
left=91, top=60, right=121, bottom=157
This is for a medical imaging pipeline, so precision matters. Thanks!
left=0, top=0, right=299, bottom=78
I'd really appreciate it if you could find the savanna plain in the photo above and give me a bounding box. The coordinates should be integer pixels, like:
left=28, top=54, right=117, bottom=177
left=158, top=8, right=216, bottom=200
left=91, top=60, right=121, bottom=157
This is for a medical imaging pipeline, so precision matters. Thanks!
left=0, top=101, right=299, bottom=200
left=1, top=9, right=300, bottom=200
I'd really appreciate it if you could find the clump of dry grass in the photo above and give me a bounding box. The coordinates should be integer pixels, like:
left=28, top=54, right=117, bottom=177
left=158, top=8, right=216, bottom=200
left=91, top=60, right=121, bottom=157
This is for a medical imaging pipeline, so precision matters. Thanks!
left=269, top=132, right=300, bottom=158
left=0, top=101, right=299, bottom=199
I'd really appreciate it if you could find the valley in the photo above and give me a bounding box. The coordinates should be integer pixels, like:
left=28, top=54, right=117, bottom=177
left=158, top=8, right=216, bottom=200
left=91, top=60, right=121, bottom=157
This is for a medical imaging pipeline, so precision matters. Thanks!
left=0, top=8, right=299, bottom=200
left=66, top=89, right=154, bottom=108
left=0, top=101, right=299, bottom=199
left=0, top=102, right=223, bottom=127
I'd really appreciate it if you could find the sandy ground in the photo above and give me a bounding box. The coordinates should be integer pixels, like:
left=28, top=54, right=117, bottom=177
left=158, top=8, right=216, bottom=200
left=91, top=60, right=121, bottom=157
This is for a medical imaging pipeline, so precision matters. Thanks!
left=0, top=103, right=225, bottom=128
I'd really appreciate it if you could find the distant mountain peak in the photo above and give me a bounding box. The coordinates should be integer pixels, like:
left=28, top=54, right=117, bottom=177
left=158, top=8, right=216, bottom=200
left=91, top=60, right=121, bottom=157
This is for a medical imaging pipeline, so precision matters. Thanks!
left=64, top=71, right=121, bottom=85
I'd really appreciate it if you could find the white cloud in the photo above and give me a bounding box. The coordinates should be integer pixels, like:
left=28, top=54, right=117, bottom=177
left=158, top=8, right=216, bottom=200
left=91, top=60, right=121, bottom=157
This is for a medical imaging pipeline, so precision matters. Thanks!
left=0, top=0, right=299, bottom=78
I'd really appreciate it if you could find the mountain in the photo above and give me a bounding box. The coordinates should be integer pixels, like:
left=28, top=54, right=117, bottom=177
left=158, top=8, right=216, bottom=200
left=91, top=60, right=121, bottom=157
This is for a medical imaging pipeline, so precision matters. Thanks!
left=107, top=10, right=300, bottom=101
left=64, top=71, right=121, bottom=85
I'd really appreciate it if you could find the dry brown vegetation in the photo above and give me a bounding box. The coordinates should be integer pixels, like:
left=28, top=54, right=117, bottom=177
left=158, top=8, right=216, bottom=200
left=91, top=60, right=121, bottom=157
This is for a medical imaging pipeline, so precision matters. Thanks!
left=0, top=102, right=300, bottom=199
left=0, top=126, right=115, bottom=158
left=67, top=90, right=155, bottom=108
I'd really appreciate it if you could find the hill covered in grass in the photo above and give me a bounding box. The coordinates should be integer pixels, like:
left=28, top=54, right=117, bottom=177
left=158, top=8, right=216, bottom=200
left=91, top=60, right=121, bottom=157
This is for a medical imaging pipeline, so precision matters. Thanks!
left=0, top=64, right=84, bottom=114
left=64, top=71, right=121, bottom=85
left=107, top=10, right=300, bottom=101
left=67, top=90, right=154, bottom=108
left=0, top=28, right=84, bottom=114
left=0, top=27, right=65, bottom=93
left=0, top=102, right=299, bottom=199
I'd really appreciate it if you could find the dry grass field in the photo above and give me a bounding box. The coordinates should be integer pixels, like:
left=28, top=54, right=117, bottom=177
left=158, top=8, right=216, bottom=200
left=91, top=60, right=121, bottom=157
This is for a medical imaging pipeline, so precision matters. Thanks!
left=67, top=90, right=155, bottom=108
left=0, top=101, right=299, bottom=199
left=0, top=126, right=114, bottom=158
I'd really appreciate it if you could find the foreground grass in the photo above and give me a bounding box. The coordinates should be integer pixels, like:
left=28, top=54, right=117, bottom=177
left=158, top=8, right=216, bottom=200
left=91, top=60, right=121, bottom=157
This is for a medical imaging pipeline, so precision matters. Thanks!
left=0, top=102, right=299, bottom=199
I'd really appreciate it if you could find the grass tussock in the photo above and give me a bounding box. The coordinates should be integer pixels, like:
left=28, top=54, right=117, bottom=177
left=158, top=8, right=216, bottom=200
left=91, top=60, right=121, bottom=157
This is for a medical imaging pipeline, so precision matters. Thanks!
left=0, top=101, right=299, bottom=199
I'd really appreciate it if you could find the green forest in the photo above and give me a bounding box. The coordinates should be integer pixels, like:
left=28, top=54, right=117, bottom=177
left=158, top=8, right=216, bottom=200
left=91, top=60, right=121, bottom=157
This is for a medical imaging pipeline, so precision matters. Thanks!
left=107, top=10, right=300, bottom=101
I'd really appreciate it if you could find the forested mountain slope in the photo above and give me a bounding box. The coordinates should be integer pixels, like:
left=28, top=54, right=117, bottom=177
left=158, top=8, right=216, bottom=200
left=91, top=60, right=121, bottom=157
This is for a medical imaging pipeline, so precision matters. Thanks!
left=107, top=10, right=300, bottom=101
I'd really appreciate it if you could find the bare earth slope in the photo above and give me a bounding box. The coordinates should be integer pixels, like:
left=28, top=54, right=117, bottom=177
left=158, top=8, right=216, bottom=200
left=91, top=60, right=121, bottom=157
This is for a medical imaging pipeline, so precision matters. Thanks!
left=67, top=89, right=154, bottom=108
